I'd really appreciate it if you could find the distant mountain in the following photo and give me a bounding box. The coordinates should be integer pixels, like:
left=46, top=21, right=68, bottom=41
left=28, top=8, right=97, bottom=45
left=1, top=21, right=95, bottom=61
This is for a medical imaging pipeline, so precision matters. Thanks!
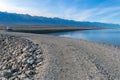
left=0, top=11, right=120, bottom=28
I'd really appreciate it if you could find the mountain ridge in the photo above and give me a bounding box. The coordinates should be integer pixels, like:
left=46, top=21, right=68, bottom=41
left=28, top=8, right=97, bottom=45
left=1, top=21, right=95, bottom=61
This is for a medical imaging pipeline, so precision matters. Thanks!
left=0, top=11, right=120, bottom=28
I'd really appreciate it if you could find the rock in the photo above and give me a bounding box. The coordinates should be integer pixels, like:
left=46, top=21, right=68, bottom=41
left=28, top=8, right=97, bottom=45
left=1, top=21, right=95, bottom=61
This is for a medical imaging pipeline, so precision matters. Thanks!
left=37, top=62, right=43, bottom=66
left=12, top=51, right=16, bottom=55
left=36, top=58, right=43, bottom=63
left=17, top=55, right=23, bottom=61
left=23, top=52, right=31, bottom=57
left=22, top=46, right=29, bottom=52
left=35, top=49, right=42, bottom=55
left=29, top=47, right=36, bottom=52
left=24, top=77, right=31, bottom=80
left=25, top=70, right=35, bottom=75
left=12, top=65, right=19, bottom=73
left=9, top=76, right=20, bottom=80
left=36, top=54, right=43, bottom=59
left=14, top=77, right=20, bottom=80
left=20, top=73, right=26, bottom=78
left=22, top=58, right=27, bottom=64
left=3, top=69, right=12, bottom=78
left=0, top=77, right=6, bottom=80
left=28, top=70, right=36, bottom=76
left=26, top=57, right=35, bottom=65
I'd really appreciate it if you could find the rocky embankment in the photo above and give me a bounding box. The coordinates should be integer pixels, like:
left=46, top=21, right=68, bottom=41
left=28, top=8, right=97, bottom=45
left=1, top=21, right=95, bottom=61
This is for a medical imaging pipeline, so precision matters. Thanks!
left=0, top=34, right=44, bottom=80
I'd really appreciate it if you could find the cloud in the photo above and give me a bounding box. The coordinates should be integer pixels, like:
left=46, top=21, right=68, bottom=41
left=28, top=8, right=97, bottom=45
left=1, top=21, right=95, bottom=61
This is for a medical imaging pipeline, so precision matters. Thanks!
left=95, top=7, right=120, bottom=15
left=0, top=0, right=58, bottom=17
left=69, top=8, right=98, bottom=21
left=101, top=12, right=120, bottom=19
left=61, top=6, right=120, bottom=23
left=98, top=12, right=120, bottom=23
left=0, top=1, right=29, bottom=13
left=0, top=0, right=120, bottom=24
left=88, top=6, right=120, bottom=24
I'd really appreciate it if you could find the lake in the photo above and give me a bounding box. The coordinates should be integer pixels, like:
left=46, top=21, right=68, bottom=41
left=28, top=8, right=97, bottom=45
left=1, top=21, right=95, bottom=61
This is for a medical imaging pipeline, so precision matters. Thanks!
left=50, top=29, right=120, bottom=47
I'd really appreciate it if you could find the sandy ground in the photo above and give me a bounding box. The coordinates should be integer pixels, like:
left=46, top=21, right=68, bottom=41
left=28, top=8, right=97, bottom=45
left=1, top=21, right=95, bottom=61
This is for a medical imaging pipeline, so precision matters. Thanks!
left=1, top=31, right=120, bottom=80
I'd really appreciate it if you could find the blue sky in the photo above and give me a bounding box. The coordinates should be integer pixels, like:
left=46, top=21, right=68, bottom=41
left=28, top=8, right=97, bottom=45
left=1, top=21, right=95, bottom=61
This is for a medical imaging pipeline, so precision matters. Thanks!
left=0, top=0, right=120, bottom=24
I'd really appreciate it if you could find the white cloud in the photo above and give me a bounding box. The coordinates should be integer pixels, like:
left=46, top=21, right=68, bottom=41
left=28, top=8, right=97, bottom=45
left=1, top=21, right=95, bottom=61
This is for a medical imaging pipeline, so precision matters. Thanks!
left=97, top=12, right=120, bottom=24
left=95, top=7, right=120, bottom=16
left=60, top=6, right=120, bottom=24
left=72, top=8, right=98, bottom=21
left=0, top=0, right=58, bottom=17
left=0, top=1, right=29, bottom=13
left=0, top=0, right=120, bottom=24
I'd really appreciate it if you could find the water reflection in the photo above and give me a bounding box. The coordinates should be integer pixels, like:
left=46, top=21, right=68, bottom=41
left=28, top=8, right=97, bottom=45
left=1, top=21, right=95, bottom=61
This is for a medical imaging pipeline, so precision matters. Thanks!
left=51, top=29, right=120, bottom=47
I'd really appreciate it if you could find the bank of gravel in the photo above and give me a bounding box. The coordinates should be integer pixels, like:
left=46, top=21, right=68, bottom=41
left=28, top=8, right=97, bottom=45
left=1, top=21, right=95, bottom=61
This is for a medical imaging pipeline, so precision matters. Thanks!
left=0, top=34, right=44, bottom=80
left=0, top=31, right=120, bottom=80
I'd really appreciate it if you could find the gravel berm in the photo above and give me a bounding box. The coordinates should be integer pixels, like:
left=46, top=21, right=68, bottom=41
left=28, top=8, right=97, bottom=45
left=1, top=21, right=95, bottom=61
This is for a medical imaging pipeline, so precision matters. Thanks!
left=0, top=31, right=120, bottom=80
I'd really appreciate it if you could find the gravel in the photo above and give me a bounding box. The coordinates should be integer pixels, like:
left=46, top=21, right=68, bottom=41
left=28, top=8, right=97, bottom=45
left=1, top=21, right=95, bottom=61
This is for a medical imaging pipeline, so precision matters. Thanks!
left=0, top=34, right=44, bottom=80
left=1, top=31, right=120, bottom=80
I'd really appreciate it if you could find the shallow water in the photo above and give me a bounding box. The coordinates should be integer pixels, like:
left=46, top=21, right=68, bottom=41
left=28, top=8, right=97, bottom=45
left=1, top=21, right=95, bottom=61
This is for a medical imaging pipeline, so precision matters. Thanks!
left=51, top=29, right=120, bottom=47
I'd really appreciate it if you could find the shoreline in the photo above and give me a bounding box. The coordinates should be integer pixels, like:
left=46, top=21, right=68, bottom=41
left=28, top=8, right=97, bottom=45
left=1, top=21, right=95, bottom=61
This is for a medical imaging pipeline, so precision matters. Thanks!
left=0, top=26, right=105, bottom=34
left=0, top=31, right=120, bottom=80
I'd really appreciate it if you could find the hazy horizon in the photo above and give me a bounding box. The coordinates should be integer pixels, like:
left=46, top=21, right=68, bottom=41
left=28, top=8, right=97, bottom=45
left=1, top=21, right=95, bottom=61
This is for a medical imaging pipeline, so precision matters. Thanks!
left=0, top=0, right=120, bottom=24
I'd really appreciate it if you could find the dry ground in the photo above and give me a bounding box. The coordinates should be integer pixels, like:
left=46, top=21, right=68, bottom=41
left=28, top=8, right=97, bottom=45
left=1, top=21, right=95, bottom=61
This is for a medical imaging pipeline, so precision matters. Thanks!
left=0, top=31, right=120, bottom=80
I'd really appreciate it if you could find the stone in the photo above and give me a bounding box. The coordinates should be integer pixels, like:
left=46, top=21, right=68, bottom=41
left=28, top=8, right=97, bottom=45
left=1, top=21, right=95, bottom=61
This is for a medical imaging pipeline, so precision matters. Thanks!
left=28, top=70, right=36, bottom=76
left=9, top=76, right=20, bottom=80
left=36, top=54, right=43, bottom=59
left=36, top=58, right=43, bottom=63
left=24, top=77, right=31, bottom=80
left=29, top=47, right=36, bottom=52
left=26, top=57, right=35, bottom=64
left=22, top=58, right=26, bottom=64
left=23, top=52, right=31, bottom=57
left=0, top=77, right=6, bottom=80
left=35, top=49, right=42, bottom=55
left=18, top=73, right=26, bottom=78
left=14, top=77, right=20, bottom=80
left=22, top=46, right=28, bottom=52
left=17, top=55, right=23, bottom=61
left=3, top=69, right=12, bottom=78
left=12, top=51, right=16, bottom=55
left=12, top=65, right=19, bottom=73
left=37, top=62, right=43, bottom=66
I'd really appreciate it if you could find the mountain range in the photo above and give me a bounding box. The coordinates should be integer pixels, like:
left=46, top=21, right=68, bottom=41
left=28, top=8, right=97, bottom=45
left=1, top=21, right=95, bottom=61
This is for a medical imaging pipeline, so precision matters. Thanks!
left=0, top=11, right=120, bottom=28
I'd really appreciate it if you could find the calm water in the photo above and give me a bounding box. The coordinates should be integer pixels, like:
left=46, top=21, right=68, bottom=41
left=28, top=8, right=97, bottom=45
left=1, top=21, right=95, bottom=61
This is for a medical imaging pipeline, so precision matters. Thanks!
left=51, top=29, right=120, bottom=47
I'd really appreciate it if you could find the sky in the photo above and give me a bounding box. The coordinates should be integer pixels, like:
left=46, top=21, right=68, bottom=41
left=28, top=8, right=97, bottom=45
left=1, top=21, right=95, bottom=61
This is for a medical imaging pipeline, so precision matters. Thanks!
left=0, top=0, right=120, bottom=24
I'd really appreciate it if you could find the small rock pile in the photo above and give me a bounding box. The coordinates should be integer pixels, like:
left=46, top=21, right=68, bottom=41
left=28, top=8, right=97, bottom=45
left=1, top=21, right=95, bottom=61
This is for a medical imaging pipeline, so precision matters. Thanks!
left=0, top=34, right=44, bottom=80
